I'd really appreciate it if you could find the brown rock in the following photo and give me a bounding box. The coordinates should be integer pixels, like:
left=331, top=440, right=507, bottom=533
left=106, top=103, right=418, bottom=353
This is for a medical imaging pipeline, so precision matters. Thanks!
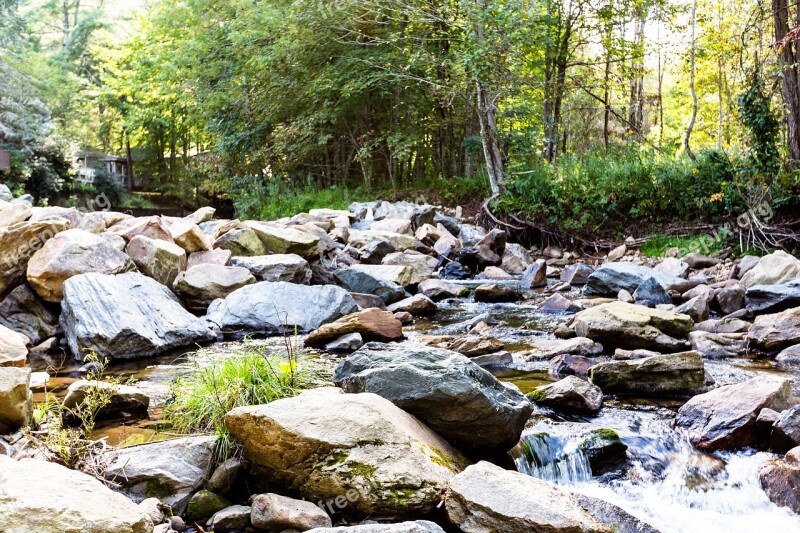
left=304, top=308, right=404, bottom=346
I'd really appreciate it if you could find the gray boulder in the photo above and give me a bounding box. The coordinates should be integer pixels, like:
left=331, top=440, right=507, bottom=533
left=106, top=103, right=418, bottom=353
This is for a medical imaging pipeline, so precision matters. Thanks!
left=746, top=279, right=800, bottom=313
left=771, top=405, right=800, bottom=453
left=689, top=331, right=746, bottom=359
left=333, top=268, right=407, bottom=304
left=530, top=375, right=603, bottom=413
left=675, top=376, right=794, bottom=451
left=229, top=254, right=311, bottom=283
left=584, top=262, right=693, bottom=296
left=207, top=281, right=358, bottom=336
left=172, top=264, right=255, bottom=311
left=250, top=493, right=332, bottom=531
left=0, top=284, right=59, bottom=345
left=102, top=435, right=217, bottom=514
left=747, top=306, right=800, bottom=352
left=333, top=342, right=532, bottom=452
left=308, top=522, right=444, bottom=533
left=561, top=263, right=595, bottom=286
left=60, top=272, right=215, bottom=360
left=0, top=219, right=71, bottom=295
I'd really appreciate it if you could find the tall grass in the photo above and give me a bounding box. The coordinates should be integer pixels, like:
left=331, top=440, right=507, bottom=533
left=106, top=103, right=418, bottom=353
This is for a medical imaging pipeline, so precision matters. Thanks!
left=165, top=346, right=328, bottom=459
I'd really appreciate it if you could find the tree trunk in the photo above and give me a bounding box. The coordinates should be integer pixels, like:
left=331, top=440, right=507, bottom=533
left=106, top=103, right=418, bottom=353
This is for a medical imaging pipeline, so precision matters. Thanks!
left=684, top=0, right=698, bottom=161
left=774, top=0, right=800, bottom=165
left=476, top=80, right=504, bottom=196
left=628, top=11, right=646, bottom=136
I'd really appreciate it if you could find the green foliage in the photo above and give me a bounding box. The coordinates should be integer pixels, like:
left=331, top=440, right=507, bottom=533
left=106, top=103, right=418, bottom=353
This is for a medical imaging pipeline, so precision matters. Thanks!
left=640, top=234, right=729, bottom=258
left=499, top=147, right=745, bottom=233
left=24, top=141, right=72, bottom=203
left=92, top=169, right=125, bottom=206
left=737, top=73, right=781, bottom=178
left=165, top=345, right=327, bottom=460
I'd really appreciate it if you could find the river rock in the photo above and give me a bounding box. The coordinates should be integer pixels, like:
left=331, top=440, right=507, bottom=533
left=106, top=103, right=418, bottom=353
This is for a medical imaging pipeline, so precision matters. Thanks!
left=689, top=330, right=746, bottom=359
left=501, top=243, right=532, bottom=275
left=0, top=284, right=58, bottom=345
left=675, top=376, right=794, bottom=451
left=695, top=317, right=751, bottom=334
left=250, top=493, right=332, bottom=531
left=305, top=308, right=404, bottom=346
left=571, top=301, right=692, bottom=352
left=207, top=505, right=251, bottom=532
left=308, top=522, right=444, bottom=532
left=326, top=332, right=364, bottom=353
left=448, top=335, right=504, bottom=357
left=0, top=324, right=27, bottom=367
left=350, top=229, right=417, bottom=252
left=103, top=435, right=217, bottom=513
left=61, top=272, right=215, bottom=360
left=589, top=351, right=706, bottom=397
left=539, top=293, right=582, bottom=313
left=0, top=455, right=153, bottom=533
left=0, top=219, right=71, bottom=295
left=224, top=387, right=466, bottom=519
left=759, top=447, right=800, bottom=513
left=607, top=244, right=627, bottom=261
left=770, top=405, right=800, bottom=453
left=633, top=276, right=672, bottom=306
left=246, top=222, right=321, bottom=258
left=777, top=344, right=800, bottom=366
left=0, top=203, right=31, bottom=228
left=585, top=262, right=693, bottom=297
left=333, top=343, right=531, bottom=452
left=654, top=257, right=690, bottom=277
left=0, top=367, right=31, bottom=433
left=561, top=263, right=594, bottom=286
left=229, top=254, right=311, bottom=283
left=418, top=279, right=469, bottom=300
left=187, top=248, right=231, bottom=269
left=716, top=283, right=745, bottom=314
left=27, top=229, right=136, bottom=302
left=746, top=279, right=800, bottom=313
left=214, top=227, right=266, bottom=256
left=62, top=380, right=149, bottom=419
left=474, top=283, right=520, bottom=303
left=676, top=295, right=710, bottom=323
left=741, top=250, right=800, bottom=288
left=530, top=375, right=603, bottom=413
left=445, top=461, right=611, bottom=532
left=382, top=250, right=437, bottom=285
left=457, top=229, right=506, bottom=271
left=387, top=294, right=437, bottom=316
left=168, top=220, right=212, bottom=253
left=114, top=216, right=173, bottom=243
left=207, top=281, right=358, bottom=336
left=549, top=354, right=597, bottom=377
left=126, top=235, right=187, bottom=287
left=334, top=268, right=407, bottom=304
left=172, top=264, right=255, bottom=311
left=30, top=206, right=84, bottom=228
left=747, top=307, right=800, bottom=352
left=519, top=259, right=547, bottom=290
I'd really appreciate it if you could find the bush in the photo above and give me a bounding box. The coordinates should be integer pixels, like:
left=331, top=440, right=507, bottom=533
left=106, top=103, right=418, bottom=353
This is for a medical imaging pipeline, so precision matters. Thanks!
left=92, top=169, right=125, bottom=207
left=164, top=344, right=328, bottom=459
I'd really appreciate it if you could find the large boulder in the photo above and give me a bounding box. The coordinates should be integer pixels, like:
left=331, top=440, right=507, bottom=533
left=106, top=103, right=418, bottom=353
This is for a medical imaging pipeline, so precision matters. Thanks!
left=27, top=228, right=136, bottom=302
left=0, top=203, right=31, bottom=228
left=113, top=216, right=173, bottom=243
left=60, top=272, right=215, bottom=360
left=0, top=367, right=31, bottom=433
left=571, top=301, right=692, bottom=352
left=0, top=219, right=71, bottom=295
left=0, top=455, right=153, bottom=533
left=747, top=307, right=800, bottom=352
left=102, top=435, right=217, bottom=514
left=207, top=281, right=358, bottom=336
left=229, top=254, right=311, bottom=284
left=0, top=323, right=28, bottom=367
left=214, top=227, right=266, bottom=256
left=589, top=351, right=706, bottom=397
left=675, top=376, right=794, bottom=451
left=584, top=262, right=693, bottom=296
left=224, top=387, right=466, bottom=520
left=246, top=222, right=321, bottom=258
left=305, top=309, right=404, bottom=346
left=126, top=235, right=187, bottom=287
left=172, top=264, right=255, bottom=312
left=741, top=250, right=800, bottom=288
left=167, top=220, right=212, bottom=253
left=381, top=251, right=437, bottom=285
left=0, top=284, right=59, bottom=345
left=308, top=522, right=444, bottom=533
left=334, top=268, right=407, bottom=304
left=350, top=264, right=415, bottom=288
left=746, top=279, right=800, bottom=313
left=445, top=461, right=653, bottom=533
left=759, top=447, right=800, bottom=513
left=332, top=343, right=532, bottom=452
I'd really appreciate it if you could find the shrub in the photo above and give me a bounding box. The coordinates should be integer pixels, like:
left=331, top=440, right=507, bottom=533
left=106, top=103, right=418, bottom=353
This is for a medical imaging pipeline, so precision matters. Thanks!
left=92, top=169, right=125, bottom=207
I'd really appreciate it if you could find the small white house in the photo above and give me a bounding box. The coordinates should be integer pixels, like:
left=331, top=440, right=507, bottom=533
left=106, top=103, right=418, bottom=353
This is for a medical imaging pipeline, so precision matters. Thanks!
left=76, top=152, right=129, bottom=187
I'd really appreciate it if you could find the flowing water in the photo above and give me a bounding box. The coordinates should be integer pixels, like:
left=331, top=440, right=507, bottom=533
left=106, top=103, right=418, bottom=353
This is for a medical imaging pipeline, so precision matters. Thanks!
left=30, top=284, right=800, bottom=531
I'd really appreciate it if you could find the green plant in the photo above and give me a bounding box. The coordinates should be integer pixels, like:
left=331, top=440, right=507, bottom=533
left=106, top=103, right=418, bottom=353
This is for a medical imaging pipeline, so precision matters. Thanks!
left=92, top=169, right=125, bottom=206
left=639, top=233, right=730, bottom=258
left=165, top=344, right=327, bottom=460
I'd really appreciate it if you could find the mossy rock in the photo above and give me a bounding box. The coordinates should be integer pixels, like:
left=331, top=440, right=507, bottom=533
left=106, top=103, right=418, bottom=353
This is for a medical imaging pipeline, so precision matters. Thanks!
left=185, top=490, right=231, bottom=522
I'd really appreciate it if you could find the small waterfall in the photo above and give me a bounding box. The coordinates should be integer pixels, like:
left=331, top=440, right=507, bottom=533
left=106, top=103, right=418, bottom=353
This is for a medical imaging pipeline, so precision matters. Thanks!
left=512, top=433, right=593, bottom=484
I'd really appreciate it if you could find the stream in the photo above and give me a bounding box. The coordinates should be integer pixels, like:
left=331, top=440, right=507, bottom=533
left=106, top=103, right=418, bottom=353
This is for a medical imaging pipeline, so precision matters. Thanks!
left=28, top=281, right=800, bottom=532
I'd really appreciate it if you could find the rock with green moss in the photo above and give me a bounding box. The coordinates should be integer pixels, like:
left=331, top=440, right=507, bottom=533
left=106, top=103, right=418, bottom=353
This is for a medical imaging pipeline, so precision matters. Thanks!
left=224, top=387, right=468, bottom=520
left=102, top=435, right=217, bottom=515
left=185, top=490, right=230, bottom=522
left=571, top=301, right=693, bottom=352
left=589, top=351, right=707, bottom=398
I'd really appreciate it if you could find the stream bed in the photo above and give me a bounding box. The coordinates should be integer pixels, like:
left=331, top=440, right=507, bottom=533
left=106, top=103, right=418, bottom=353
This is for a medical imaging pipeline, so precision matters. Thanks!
left=29, top=286, right=800, bottom=532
